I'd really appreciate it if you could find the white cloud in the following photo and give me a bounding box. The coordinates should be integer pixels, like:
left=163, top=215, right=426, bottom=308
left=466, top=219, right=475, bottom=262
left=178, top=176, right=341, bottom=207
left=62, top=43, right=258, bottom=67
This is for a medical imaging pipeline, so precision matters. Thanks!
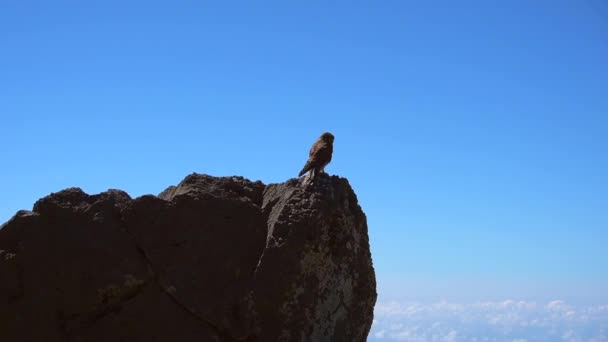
left=547, top=300, right=569, bottom=312
left=375, top=330, right=386, bottom=339
left=370, top=300, right=608, bottom=342
left=442, top=330, right=457, bottom=342
left=561, top=329, right=581, bottom=342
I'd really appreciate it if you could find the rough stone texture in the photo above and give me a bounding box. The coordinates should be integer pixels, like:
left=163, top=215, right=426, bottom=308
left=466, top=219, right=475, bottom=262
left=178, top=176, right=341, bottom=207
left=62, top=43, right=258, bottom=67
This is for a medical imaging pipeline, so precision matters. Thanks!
left=0, top=173, right=376, bottom=342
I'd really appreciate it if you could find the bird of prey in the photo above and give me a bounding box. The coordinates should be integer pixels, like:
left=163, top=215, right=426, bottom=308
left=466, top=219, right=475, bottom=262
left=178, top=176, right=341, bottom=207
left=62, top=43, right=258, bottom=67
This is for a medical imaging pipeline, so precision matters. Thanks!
left=298, top=132, right=334, bottom=180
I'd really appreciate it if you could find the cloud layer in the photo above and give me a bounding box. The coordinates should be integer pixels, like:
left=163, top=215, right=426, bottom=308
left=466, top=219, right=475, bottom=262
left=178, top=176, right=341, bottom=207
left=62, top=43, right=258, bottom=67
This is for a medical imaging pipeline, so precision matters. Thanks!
left=370, top=300, right=608, bottom=342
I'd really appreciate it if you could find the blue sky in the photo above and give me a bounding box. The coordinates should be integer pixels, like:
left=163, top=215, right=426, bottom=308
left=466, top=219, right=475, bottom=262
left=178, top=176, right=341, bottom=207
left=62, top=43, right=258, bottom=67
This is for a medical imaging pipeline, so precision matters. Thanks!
left=1, top=0, right=607, bottom=339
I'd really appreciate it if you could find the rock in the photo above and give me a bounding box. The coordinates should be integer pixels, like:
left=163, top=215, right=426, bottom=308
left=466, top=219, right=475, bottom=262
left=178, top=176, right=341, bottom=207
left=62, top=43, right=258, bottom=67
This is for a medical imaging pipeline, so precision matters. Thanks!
left=0, top=173, right=376, bottom=341
left=255, top=175, right=376, bottom=342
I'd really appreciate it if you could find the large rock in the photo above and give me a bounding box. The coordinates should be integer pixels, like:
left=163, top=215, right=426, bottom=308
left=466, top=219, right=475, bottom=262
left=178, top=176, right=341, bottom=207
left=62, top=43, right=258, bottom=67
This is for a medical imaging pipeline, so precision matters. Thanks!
left=0, top=173, right=376, bottom=341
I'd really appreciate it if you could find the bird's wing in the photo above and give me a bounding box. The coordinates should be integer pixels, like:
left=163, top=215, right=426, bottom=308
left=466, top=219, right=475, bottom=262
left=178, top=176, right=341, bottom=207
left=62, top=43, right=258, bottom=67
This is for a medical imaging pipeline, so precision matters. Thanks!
left=298, top=160, right=313, bottom=176
left=309, top=141, right=332, bottom=165
left=299, top=140, right=333, bottom=176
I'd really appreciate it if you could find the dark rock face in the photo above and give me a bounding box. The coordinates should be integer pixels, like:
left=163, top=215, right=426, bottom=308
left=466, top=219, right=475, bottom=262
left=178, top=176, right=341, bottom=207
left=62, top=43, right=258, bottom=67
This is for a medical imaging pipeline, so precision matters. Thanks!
left=0, top=173, right=376, bottom=342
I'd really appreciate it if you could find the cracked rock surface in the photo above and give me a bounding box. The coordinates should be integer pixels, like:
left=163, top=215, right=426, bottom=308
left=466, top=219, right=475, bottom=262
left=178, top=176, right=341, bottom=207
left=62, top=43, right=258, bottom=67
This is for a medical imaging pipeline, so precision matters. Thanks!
left=0, top=173, right=376, bottom=341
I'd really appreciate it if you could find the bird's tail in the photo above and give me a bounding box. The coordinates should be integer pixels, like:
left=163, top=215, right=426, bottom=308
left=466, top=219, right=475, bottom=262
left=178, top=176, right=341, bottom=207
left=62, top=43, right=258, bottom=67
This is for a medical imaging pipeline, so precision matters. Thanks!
left=298, top=161, right=312, bottom=177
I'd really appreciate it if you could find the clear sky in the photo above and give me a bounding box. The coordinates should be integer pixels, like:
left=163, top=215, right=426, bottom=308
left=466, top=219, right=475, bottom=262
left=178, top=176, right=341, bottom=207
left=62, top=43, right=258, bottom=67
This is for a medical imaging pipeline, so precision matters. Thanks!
left=1, top=1, right=607, bottom=339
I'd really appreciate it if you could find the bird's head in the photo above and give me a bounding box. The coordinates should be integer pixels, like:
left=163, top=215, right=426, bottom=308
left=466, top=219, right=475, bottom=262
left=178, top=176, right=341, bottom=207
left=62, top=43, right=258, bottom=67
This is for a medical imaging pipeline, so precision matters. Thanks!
left=320, top=132, right=335, bottom=144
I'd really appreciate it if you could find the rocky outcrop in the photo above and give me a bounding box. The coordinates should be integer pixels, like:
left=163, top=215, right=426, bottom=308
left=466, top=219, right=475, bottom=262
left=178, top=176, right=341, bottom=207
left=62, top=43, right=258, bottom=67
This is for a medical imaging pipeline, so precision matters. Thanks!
left=0, top=173, right=376, bottom=342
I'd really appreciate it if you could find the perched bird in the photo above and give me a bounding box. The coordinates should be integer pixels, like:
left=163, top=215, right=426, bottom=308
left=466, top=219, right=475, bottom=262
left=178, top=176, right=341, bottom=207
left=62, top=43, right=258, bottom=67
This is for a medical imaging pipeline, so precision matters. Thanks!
left=298, top=132, right=334, bottom=180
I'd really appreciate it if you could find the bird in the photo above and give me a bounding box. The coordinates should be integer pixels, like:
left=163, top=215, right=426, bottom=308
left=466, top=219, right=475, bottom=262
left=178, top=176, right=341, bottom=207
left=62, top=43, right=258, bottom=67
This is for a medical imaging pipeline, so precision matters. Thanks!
left=298, top=132, right=334, bottom=180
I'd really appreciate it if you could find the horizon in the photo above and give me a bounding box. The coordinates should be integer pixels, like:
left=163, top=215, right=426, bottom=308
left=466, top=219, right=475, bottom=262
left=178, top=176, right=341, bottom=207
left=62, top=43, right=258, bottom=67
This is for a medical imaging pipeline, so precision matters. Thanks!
left=2, top=1, right=607, bottom=340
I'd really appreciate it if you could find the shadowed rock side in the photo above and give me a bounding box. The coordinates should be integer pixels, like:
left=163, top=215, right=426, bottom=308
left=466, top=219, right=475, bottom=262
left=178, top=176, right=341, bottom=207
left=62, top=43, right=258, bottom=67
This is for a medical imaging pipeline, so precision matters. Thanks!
left=0, top=173, right=376, bottom=342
